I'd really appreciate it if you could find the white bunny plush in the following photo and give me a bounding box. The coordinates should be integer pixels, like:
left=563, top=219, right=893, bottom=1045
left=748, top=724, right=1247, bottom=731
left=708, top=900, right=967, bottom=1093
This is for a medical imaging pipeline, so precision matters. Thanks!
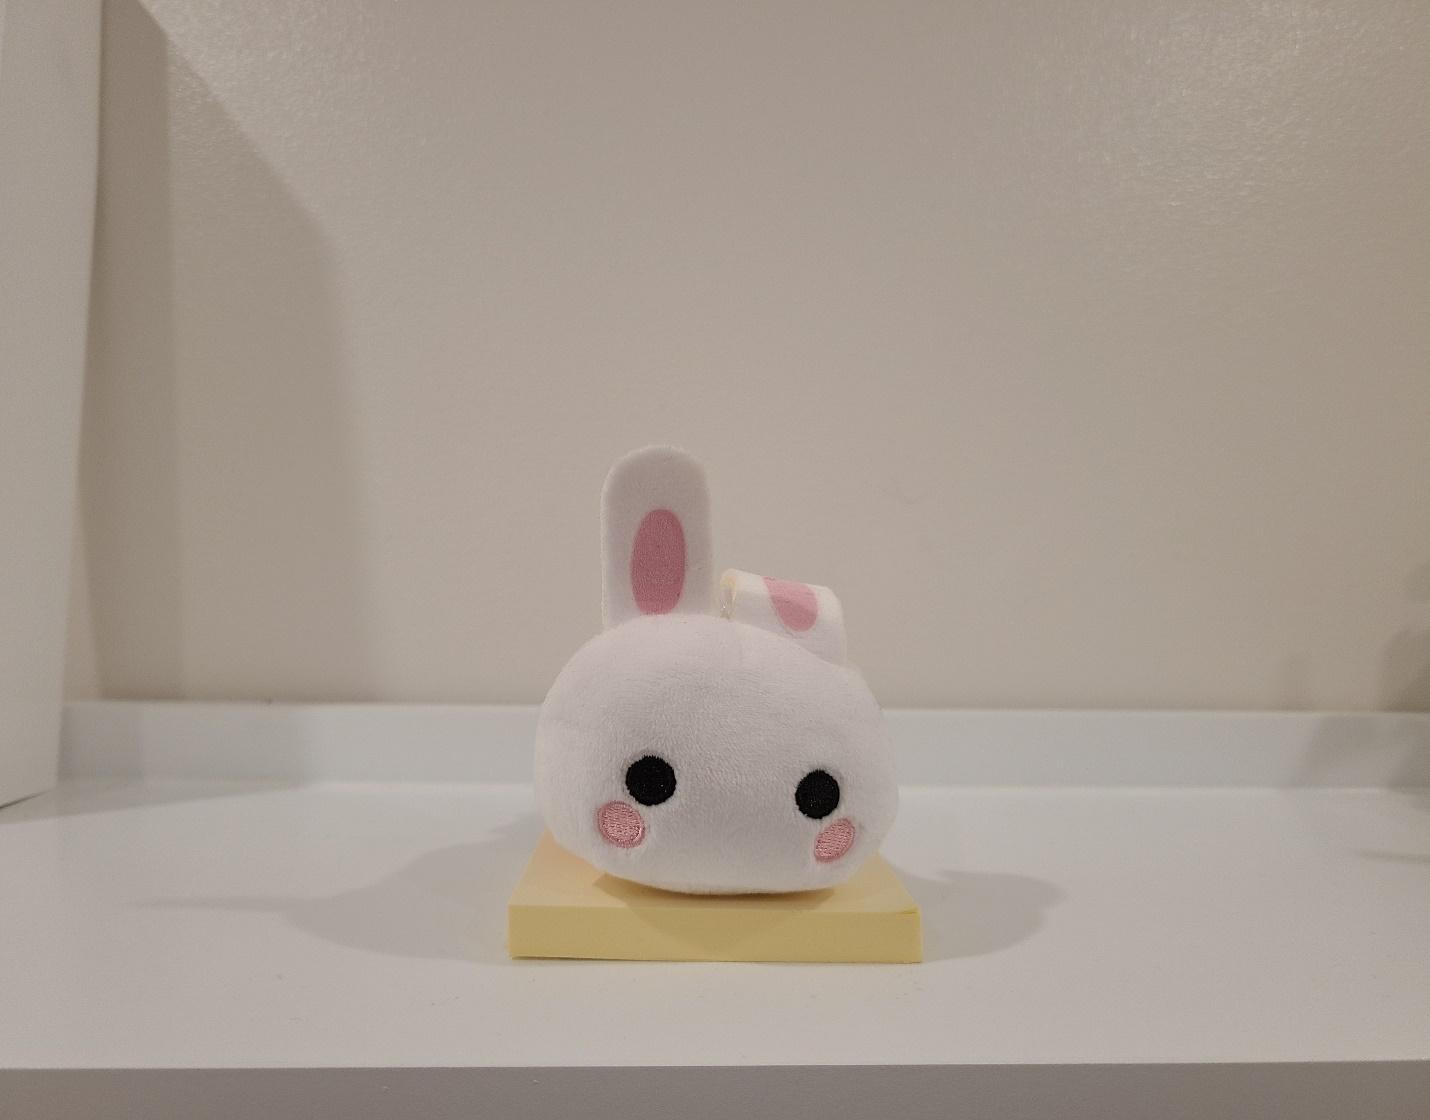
left=534, top=447, right=898, bottom=894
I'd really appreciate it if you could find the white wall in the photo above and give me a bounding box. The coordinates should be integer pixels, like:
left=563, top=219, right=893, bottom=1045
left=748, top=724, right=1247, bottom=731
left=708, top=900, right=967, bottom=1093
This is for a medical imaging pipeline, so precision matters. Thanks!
left=70, top=0, right=1430, bottom=710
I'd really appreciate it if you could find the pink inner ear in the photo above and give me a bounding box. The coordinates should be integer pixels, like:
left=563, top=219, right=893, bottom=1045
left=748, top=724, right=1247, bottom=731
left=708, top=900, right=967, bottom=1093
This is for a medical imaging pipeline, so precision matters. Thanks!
left=764, top=576, right=818, bottom=632
left=631, top=509, right=686, bottom=614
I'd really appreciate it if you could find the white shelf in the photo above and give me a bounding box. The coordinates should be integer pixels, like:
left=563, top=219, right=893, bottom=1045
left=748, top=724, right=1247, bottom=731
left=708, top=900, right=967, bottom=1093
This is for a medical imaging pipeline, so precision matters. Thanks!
left=2, top=703, right=1429, bottom=1117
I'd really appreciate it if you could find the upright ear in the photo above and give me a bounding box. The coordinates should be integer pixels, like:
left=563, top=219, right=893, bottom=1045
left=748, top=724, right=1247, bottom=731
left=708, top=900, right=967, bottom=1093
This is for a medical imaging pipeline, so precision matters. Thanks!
left=602, top=447, right=714, bottom=628
left=719, top=569, right=848, bottom=664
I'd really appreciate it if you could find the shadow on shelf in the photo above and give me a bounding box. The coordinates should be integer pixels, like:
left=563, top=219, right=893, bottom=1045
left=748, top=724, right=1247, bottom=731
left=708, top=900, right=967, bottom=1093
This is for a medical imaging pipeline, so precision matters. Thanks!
left=144, top=812, right=545, bottom=964
left=142, top=812, right=1062, bottom=966
left=890, top=863, right=1063, bottom=963
left=0, top=780, right=294, bottom=824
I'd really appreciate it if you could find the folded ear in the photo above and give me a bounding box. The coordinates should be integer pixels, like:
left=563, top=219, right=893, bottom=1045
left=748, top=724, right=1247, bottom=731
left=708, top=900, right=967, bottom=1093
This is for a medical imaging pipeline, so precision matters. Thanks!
left=602, top=447, right=714, bottom=628
left=719, top=569, right=848, bottom=664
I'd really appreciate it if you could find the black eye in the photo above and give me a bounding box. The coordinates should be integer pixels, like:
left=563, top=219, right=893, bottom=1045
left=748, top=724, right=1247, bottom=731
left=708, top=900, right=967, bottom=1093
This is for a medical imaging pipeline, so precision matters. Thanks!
left=625, top=755, right=677, bottom=806
left=795, top=769, right=840, bottom=819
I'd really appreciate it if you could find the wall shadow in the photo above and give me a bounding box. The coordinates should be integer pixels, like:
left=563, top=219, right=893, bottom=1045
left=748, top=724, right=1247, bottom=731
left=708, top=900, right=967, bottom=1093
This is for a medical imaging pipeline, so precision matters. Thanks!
left=1288, top=560, right=1430, bottom=859
left=1290, top=554, right=1430, bottom=803
left=1291, top=712, right=1430, bottom=792
left=78, top=0, right=376, bottom=701
left=1381, top=559, right=1430, bottom=716
left=79, top=0, right=184, bottom=695
left=1354, top=850, right=1430, bottom=868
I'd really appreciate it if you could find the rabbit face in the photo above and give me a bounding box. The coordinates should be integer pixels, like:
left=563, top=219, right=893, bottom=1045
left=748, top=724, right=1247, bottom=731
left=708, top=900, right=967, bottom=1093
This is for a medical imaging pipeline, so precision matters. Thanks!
left=536, top=613, right=897, bottom=893
left=533, top=447, right=898, bottom=894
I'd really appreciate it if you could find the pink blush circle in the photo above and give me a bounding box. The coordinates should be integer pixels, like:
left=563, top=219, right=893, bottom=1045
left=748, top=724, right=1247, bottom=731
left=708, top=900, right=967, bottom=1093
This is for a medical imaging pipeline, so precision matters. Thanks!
left=814, top=817, right=856, bottom=863
left=764, top=576, right=819, bottom=632
left=596, top=801, right=646, bottom=848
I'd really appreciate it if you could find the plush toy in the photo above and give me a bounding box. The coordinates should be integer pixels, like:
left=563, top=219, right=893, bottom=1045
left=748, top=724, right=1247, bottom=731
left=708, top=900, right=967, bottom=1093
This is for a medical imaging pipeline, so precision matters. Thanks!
left=534, top=447, right=898, bottom=894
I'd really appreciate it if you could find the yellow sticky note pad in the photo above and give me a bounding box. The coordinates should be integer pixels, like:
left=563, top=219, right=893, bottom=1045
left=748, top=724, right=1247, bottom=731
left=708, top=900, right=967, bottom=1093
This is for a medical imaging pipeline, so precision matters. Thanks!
left=507, top=832, right=922, bottom=963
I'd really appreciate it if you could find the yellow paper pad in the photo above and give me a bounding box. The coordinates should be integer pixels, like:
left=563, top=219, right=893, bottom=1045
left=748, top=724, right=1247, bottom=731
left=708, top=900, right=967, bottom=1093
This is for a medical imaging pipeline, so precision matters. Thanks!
left=507, top=832, right=922, bottom=963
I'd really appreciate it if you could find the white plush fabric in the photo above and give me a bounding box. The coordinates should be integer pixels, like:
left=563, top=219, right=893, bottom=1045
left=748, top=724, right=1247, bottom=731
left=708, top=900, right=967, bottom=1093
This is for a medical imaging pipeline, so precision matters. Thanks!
left=601, top=446, right=713, bottom=627
left=719, top=568, right=848, bottom=665
left=535, top=615, right=898, bottom=893
left=534, top=446, right=898, bottom=894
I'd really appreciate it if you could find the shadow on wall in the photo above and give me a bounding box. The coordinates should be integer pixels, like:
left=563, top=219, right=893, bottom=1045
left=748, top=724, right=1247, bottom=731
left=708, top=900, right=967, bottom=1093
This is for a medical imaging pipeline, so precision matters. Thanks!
left=1283, top=559, right=1430, bottom=804
left=1377, top=558, right=1430, bottom=802
left=1290, top=714, right=1430, bottom=797
left=1381, top=559, right=1430, bottom=715
left=79, top=0, right=376, bottom=700
left=1285, top=564, right=1430, bottom=867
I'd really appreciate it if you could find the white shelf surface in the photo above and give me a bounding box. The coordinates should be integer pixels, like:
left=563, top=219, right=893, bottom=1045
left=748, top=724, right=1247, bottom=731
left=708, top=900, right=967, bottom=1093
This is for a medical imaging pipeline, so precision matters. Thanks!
left=3, top=703, right=1429, bottom=1117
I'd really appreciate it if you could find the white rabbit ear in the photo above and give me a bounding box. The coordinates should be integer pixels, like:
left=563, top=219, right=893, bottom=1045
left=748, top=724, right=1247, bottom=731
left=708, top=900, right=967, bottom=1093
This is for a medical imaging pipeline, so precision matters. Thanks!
left=719, top=569, right=848, bottom=664
left=602, top=447, right=714, bottom=628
